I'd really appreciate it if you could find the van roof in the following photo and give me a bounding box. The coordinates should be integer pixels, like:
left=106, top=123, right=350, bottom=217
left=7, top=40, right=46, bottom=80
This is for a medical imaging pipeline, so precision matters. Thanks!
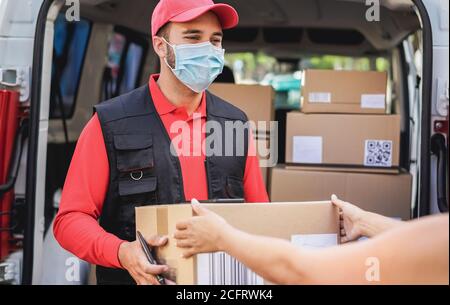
left=79, top=0, right=420, bottom=56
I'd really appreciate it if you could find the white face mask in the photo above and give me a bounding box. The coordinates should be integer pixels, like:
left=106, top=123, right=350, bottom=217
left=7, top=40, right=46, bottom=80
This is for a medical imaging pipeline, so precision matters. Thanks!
left=163, top=38, right=225, bottom=93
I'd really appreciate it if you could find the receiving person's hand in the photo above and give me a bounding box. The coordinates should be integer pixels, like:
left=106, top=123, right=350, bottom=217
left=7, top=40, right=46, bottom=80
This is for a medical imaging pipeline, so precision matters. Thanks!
left=118, top=235, right=170, bottom=285
left=331, top=194, right=366, bottom=243
left=174, top=199, right=231, bottom=258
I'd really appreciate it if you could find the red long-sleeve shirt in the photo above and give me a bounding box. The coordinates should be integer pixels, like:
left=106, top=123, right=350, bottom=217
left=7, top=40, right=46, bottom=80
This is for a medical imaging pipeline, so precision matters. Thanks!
left=54, top=75, right=269, bottom=269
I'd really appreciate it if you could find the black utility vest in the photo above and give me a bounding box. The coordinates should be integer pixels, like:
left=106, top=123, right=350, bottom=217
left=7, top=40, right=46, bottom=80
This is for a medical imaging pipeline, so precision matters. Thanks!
left=93, top=85, right=249, bottom=284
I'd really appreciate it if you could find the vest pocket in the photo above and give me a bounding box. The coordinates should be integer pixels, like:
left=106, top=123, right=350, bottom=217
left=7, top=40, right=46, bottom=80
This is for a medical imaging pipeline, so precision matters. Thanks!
left=117, top=175, right=157, bottom=241
left=114, top=134, right=158, bottom=204
left=225, top=176, right=244, bottom=199
left=118, top=175, right=157, bottom=197
left=114, top=134, right=154, bottom=171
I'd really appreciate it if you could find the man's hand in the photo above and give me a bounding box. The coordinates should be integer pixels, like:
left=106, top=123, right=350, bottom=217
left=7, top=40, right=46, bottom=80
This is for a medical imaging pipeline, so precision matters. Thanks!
left=331, top=194, right=366, bottom=243
left=174, top=199, right=232, bottom=258
left=118, top=235, right=169, bottom=285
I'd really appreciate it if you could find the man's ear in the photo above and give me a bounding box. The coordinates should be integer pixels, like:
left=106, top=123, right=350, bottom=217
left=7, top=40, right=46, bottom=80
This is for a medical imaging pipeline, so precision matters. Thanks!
left=152, top=36, right=166, bottom=58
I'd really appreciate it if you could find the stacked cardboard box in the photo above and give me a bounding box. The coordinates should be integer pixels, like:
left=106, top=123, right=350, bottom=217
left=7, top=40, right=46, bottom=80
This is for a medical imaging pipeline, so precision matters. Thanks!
left=271, top=69, right=412, bottom=219
left=270, top=166, right=411, bottom=220
left=209, top=83, right=275, bottom=186
left=301, top=69, right=387, bottom=114
left=136, top=201, right=339, bottom=285
left=285, top=112, right=400, bottom=168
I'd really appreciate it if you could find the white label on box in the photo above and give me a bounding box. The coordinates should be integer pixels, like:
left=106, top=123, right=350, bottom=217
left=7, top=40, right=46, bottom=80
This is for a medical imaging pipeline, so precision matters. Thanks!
left=309, top=92, right=331, bottom=103
left=291, top=234, right=338, bottom=249
left=197, top=252, right=264, bottom=285
left=364, top=140, right=393, bottom=167
left=293, top=136, right=323, bottom=164
left=361, top=94, right=386, bottom=109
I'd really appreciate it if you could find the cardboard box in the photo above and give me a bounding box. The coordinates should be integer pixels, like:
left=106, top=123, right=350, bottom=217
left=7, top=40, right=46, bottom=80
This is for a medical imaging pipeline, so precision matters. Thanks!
left=136, top=201, right=339, bottom=285
left=209, top=83, right=275, bottom=132
left=270, top=166, right=412, bottom=220
left=284, top=164, right=400, bottom=175
left=285, top=112, right=400, bottom=168
left=301, top=69, right=387, bottom=114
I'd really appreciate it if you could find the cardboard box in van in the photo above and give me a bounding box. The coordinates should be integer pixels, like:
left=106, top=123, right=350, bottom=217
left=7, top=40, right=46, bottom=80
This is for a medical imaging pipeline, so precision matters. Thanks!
left=135, top=201, right=339, bottom=285
left=301, top=69, right=387, bottom=114
left=209, top=83, right=275, bottom=133
left=270, top=166, right=412, bottom=220
left=285, top=112, right=400, bottom=168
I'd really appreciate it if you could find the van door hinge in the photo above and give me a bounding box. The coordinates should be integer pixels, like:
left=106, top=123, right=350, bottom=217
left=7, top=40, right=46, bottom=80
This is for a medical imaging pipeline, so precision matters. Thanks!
left=0, top=251, right=22, bottom=285
left=0, top=262, right=18, bottom=284
left=0, top=67, right=31, bottom=102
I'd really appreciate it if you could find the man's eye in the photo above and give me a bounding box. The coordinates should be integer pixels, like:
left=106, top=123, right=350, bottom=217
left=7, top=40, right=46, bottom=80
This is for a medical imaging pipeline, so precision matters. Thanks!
left=185, top=36, right=200, bottom=41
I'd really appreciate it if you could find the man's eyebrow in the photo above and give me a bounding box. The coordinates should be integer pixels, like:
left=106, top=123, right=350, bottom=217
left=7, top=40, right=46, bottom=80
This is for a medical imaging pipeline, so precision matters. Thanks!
left=181, top=29, right=223, bottom=37
left=182, top=29, right=203, bottom=35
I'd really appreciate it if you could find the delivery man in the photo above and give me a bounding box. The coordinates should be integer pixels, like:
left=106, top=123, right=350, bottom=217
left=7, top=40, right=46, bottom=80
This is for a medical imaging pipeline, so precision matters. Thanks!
left=54, top=0, right=268, bottom=285
left=174, top=196, right=449, bottom=284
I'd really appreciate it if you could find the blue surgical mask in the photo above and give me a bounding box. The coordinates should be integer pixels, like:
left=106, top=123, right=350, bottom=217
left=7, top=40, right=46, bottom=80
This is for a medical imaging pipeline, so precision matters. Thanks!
left=163, top=38, right=225, bottom=93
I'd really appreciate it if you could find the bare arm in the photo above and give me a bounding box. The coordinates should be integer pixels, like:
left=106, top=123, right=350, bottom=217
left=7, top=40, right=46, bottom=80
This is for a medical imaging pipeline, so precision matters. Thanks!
left=356, top=211, right=402, bottom=237
left=218, top=226, right=312, bottom=284
left=218, top=213, right=449, bottom=284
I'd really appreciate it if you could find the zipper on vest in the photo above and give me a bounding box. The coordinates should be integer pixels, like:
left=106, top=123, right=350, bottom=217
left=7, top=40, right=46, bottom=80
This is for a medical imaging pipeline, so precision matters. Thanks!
left=204, top=158, right=212, bottom=199
left=168, top=139, right=185, bottom=202
left=150, top=114, right=185, bottom=202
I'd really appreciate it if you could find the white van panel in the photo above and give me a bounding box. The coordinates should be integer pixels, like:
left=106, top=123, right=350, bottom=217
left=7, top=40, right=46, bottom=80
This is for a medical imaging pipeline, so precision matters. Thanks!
left=422, top=0, right=449, bottom=47
left=0, top=0, right=43, bottom=69
left=0, top=0, right=43, bottom=38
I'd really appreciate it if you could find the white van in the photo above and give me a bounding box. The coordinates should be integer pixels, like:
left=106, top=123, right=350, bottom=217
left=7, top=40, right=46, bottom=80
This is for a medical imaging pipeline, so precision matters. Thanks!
left=0, top=0, right=448, bottom=285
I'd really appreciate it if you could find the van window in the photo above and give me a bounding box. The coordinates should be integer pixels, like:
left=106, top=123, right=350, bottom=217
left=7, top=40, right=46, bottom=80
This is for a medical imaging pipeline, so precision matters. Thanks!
left=119, top=43, right=145, bottom=94
left=101, top=28, right=148, bottom=100
left=225, top=52, right=389, bottom=110
left=50, top=14, right=91, bottom=119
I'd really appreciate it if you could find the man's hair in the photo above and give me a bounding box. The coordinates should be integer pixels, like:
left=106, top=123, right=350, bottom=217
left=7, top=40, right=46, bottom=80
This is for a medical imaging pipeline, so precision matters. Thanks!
left=156, top=22, right=171, bottom=39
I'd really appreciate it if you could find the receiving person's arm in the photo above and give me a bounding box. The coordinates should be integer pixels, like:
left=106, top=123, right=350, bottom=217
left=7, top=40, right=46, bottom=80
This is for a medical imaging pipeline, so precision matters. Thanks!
left=331, top=195, right=403, bottom=242
left=174, top=200, right=449, bottom=284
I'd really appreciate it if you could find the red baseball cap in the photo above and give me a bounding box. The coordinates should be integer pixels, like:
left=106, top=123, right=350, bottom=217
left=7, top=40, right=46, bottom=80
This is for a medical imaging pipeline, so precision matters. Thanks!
left=151, top=0, right=239, bottom=37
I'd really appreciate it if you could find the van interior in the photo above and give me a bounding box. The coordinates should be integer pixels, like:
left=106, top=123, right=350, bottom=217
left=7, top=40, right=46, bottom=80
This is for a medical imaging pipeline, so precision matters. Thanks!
left=4, top=0, right=435, bottom=284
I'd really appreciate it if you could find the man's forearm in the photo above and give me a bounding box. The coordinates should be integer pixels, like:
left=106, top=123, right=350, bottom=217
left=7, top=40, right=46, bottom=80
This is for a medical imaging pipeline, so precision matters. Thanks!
left=53, top=211, right=125, bottom=268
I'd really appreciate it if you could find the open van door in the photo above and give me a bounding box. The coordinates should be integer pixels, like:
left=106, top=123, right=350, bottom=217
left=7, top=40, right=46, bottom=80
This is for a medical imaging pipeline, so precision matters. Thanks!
left=0, top=0, right=38, bottom=284
left=424, top=0, right=449, bottom=215
left=395, top=0, right=449, bottom=217
left=407, top=0, right=449, bottom=217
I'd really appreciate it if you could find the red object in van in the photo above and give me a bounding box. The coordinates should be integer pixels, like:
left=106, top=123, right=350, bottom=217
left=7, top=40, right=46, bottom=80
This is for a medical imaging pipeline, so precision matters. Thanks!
left=0, top=89, right=20, bottom=260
